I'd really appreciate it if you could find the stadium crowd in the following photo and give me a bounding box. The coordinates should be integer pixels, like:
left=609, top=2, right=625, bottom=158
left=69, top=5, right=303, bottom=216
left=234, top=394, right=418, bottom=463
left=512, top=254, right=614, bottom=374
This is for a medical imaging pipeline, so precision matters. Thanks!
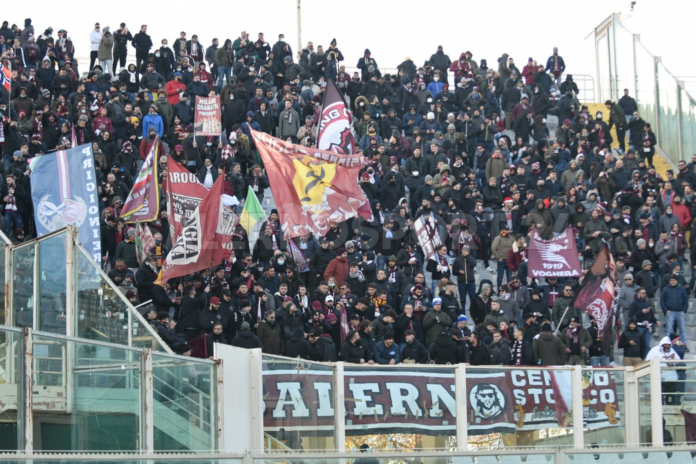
left=0, top=17, right=690, bottom=368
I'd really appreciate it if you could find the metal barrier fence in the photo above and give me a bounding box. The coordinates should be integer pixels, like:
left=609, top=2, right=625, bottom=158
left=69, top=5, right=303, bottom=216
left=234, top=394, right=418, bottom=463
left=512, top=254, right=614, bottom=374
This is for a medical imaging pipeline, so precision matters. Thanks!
left=594, top=13, right=696, bottom=164
left=0, top=324, right=220, bottom=453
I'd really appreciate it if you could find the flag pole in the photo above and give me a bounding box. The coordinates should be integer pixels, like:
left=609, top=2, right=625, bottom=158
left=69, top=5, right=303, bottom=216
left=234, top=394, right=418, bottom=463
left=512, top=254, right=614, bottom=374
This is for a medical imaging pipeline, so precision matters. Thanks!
left=5, top=59, right=12, bottom=121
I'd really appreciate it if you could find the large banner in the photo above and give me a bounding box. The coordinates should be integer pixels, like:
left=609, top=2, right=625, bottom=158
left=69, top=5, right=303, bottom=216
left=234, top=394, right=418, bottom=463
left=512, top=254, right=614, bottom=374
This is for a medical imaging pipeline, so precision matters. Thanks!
left=571, top=245, right=618, bottom=355
left=316, top=79, right=355, bottom=155
left=250, top=130, right=371, bottom=238
left=194, top=96, right=222, bottom=136
left=528, top=227, right=582, bottom=278
left=31, top=144, right=102, bottom=263
left=162, top=174, right=237, bottom=281
left=166, top=157, right=234, bottom=260
left=414, top=214, right=442, bottom=261
left=120, top=138, right=159, bottom=223
left=262, top=369, right=620, bottom=435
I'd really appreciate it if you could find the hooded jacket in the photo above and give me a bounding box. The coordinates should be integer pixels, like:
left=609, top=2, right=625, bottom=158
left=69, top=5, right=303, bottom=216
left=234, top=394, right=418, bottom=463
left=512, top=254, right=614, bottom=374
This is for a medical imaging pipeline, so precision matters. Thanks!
left=533, top=331, right=567, bottom=366
left=645, top=337, right=678, bottom=381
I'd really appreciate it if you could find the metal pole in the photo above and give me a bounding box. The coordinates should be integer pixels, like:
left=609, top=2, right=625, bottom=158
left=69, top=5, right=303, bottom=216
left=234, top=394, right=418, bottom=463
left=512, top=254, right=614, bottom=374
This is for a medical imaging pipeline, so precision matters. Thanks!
left=22, top=327, right=33, bottom=453
left=64, top=226, right=76, bottom=337
left=296, top=0, right=302, bottom=57
left=249, top=348, right=265, bottom=452
left=572, top=366, right=584, bottom=449
left=624, top=366, right=640, bottom=446
left=142, top=348, right=154, bottom=452
left=649, top=358, right=664, bottom=446
left=334, top=362, right=346, bottom=452
left=455, top=364, right=468, bottom=451
left=216, top=358, right=225, bottom=451
left=5, top=244, right=13, bottom=326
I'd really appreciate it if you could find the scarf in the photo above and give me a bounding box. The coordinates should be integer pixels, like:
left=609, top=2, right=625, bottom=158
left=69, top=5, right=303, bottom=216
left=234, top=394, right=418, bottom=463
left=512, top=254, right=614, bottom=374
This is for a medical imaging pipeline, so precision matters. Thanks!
left=569, top=326, right=580, bottom=344
left=348, top=269, right=365, bottom=282
left=512, top=339, right=524, bottom=365
left=220, top=145, right=235, bottom=162
left=283, top=108, right=294, bottom=124
left=340, top=305, right=349, bottom=343
left=552, top=56, right=560, bottom=73
left=4, top=185, right=17, bottom=212
left=410, top=290, right=424, bottom=308
left=387, top=265, right=398, bottom=283
left=296, top=293, right=309, bottom=310
left=437, top=253, right=450, bottom=273
left=128, top=70, right=136, bottom=83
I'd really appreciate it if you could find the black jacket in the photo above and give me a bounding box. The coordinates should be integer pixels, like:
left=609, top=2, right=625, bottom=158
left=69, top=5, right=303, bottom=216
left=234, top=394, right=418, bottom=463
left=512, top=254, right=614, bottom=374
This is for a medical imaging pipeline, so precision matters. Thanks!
left=310, top=248, right=337, bottom=278
left=284, top=328, right=313, bottom=359
left=232, top=330, right=263, bottom=349
left=469, top=342, right=490, bottom=366
left=401, top=340, right=429, bottom=363
left=135, top=262, right=158, bottom=304
left=430, top=336, right=460, bottom=365
left=340, top=338, right=371, bottom=363
left=313, top=336, right=338, bottom=362
left=619, top=327, right=644, bottom=359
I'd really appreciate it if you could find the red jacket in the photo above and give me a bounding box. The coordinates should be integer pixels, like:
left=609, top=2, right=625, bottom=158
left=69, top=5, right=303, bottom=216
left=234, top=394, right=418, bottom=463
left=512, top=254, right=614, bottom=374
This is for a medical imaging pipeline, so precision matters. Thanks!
left=672, top=203, right=692, bottom=229
left=324, top=257, right=350, bottom=287
left=522, top=64, right=539, bottom=85
left=139, top=138, right=165, bottom=161
left=165, top=80, right=186, bottom=106
left=507, top=243, right=526, bottom=272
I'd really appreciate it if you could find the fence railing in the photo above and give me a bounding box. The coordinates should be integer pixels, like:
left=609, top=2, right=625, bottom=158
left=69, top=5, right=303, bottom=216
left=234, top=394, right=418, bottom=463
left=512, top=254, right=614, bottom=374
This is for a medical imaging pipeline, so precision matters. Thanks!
left=0, top=324, right=220, bottom=453
left=594, top=13, right=696, bottom=164
left=2, top=226, right=172, bottom=354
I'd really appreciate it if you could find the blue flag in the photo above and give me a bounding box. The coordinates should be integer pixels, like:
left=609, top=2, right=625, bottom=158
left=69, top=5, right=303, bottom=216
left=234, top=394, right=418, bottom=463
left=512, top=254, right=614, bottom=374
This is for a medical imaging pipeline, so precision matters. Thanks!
left=31, top=144, right=102, bottom=263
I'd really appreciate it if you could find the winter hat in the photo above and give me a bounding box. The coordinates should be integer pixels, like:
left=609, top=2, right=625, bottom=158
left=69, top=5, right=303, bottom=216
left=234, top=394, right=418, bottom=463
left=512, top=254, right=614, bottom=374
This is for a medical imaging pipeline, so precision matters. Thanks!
left=503, top=197, right=513, bottom=205
left=312, top=301, right=323, bottom=311
left=624, top=274, right=633, bottom=280
left=642, top=260, right=652, bottom=267
left=210, top=297, right=221, bottom=304
left=427, top=112, right=435, bottom=120
left=596, top=202, right=607, bottom=212
left=432, top=297, right=442, bottom=305
left=457, top=315, right=467, bottom=323
left=636, top=239, right=646, bottom=247
left=125, top=290, right=136, bottom=299
left=241, top=322, right=250, bottom=330
left=424, top=175, right=433, bottom=182
left=326, top=312, right=337, bottom=322
left=541, top=323, right=553, bottom=332
left=337, top=247, right=347, bottom=255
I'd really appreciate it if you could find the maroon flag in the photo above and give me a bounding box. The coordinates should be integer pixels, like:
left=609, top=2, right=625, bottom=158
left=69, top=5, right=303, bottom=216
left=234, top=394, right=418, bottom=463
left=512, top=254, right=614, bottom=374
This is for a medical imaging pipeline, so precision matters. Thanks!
left=682, top=409, right=696, bottom=444
left=527, top=227, right=582, bottom=278
left=188, top=334, right=208, bottom=359
left=161, top=174, right=236, bottom=282
left=570, top=244, right=618, bottom=354
left=316, top=79, right=355, bottom=155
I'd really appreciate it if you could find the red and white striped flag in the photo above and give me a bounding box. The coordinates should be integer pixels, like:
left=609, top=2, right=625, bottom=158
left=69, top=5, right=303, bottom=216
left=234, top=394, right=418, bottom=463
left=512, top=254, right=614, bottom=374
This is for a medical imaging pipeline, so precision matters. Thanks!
left=135, top=222, right=155, bottom=264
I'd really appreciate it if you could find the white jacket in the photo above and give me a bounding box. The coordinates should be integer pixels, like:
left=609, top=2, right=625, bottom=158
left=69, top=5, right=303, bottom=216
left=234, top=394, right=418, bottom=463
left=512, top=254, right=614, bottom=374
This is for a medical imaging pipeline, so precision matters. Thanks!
left=90, top=30, right=101, bottom=51
left=645, top=336, right=679, bottom=381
